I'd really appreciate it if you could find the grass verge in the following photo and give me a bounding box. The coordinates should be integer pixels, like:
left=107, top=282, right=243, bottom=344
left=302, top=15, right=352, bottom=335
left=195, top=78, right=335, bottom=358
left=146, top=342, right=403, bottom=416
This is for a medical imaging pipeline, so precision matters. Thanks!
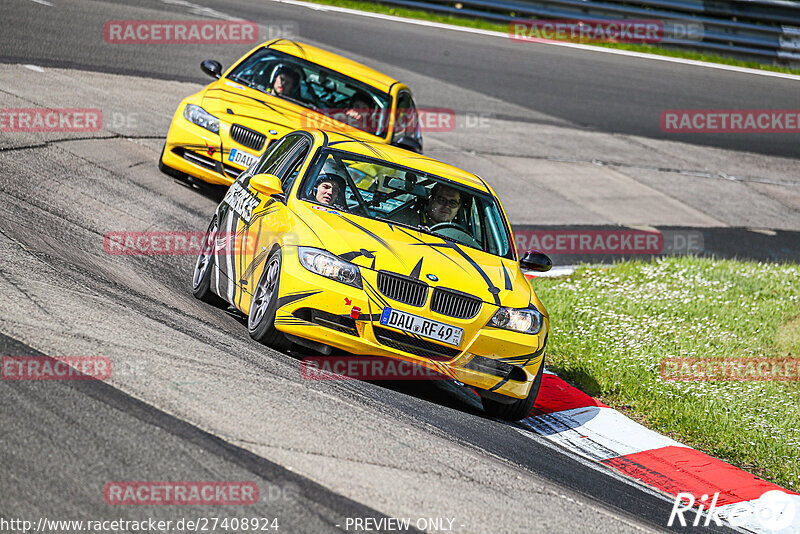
left=533, top=257, right=800, bottom=492
left=301, top=0, right=800, bottom=75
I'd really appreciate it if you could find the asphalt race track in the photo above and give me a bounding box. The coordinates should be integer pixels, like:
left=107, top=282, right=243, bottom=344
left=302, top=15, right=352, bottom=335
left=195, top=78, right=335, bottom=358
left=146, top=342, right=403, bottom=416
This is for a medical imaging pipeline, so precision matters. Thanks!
left=1, top=0, right=798, bottom=532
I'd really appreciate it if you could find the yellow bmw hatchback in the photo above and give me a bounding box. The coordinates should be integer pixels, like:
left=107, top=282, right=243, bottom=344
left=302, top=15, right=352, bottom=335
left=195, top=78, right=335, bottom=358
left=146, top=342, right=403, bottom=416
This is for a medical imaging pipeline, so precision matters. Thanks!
left=193, top=129, right=552, bottom=420
left=160, top=40, right=423, bottom=187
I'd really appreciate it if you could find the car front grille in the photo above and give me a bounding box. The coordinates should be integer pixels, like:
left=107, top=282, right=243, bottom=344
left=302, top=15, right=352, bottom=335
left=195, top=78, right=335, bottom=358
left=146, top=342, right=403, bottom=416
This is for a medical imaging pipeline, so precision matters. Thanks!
left=430, top=288, right=482, bottom=319
left=372, top=326, right=460, bottom=361
left=376, top=272, right=428, bottom=307
left=230, top=124, right=266, bottom=151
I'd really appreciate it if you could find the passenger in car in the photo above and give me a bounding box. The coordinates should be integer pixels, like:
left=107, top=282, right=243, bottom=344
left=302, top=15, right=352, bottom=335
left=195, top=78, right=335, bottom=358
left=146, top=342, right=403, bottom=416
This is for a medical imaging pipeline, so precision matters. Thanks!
left=345, top=91, right=374, bottom=128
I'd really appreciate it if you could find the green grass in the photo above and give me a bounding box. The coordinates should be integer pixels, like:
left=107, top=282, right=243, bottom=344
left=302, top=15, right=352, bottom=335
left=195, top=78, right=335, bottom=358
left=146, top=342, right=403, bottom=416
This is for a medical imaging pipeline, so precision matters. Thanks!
left=533, top=257, right=800, bottom=491
left=304, top=0, right=800, bottom=75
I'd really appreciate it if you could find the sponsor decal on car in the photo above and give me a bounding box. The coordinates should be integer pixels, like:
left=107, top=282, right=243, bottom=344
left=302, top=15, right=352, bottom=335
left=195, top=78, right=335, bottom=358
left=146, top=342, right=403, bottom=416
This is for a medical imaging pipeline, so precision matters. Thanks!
left=223, top=182, right=260, bottom=223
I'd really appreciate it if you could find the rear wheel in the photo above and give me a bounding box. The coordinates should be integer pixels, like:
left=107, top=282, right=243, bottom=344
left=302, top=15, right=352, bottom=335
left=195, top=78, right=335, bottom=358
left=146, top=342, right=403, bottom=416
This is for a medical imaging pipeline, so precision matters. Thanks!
left=192, top=217, right=225, bottom=306
left=248, top=248, right=291, bottom=351
left=481, top=356, right=545, bottom=421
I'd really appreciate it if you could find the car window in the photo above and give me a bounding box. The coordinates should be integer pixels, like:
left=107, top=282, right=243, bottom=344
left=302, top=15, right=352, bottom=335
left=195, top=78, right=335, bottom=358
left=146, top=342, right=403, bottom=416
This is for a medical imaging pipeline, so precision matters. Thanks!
left=226, top=48, right=392, bottom=137
left=253, top=134, right=305, bottom=177
left=392, top=91, right=421, bottom=145
left=277, top=143, right=310, bottom=192
left=298, top=149, right=514, bottom=259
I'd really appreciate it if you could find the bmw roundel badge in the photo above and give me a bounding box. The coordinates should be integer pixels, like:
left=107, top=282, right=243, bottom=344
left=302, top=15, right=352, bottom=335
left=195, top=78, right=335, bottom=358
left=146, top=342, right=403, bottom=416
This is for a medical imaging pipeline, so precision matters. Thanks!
left=426, top=274, right=438, bottom=282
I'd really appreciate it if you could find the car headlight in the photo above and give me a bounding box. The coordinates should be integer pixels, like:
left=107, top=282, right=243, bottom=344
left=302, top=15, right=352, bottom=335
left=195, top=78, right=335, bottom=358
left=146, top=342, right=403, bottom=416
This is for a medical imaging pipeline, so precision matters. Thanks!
left=184, top=104, right=219, bottom=134
left=489, top=305, right=543, bottom=335
left=299, top=247, right=362, bottom=289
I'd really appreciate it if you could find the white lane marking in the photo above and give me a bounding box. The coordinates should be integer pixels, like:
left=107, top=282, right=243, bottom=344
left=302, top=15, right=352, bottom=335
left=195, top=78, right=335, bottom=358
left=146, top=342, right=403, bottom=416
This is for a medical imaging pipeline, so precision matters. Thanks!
left=518, top=406, right=688, bottom=461
left=267, top=0, right=800, bottom=82
left=28, top=0, right=53, bottom=5
left=525, top=266, right=575, bottom=278
left=161, top=0, right=237, bottom=20
left=23, top=64, right=45, bottom=72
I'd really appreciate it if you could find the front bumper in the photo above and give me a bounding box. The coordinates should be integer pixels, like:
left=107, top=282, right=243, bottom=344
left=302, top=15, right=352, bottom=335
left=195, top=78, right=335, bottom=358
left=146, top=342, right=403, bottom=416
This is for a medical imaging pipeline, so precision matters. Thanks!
left=161, top=102, right=273, bottom=186
left=274, top=253, right=547, bottom=400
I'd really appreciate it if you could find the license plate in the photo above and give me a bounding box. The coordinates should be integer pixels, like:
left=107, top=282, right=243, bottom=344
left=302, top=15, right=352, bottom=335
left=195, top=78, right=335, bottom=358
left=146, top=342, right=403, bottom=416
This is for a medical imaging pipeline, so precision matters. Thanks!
left=379, top=308, right=463, bottom=347
left=228, top=148, right=258, bottom=168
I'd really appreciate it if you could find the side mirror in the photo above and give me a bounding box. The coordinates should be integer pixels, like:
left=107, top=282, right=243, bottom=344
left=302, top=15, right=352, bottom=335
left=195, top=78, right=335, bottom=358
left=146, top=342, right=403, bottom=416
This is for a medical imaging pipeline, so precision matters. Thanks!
left=393, top=136, right=422, bottom=153
left=201, top=60, right=223, bottom=79
left=249, top=173, right=283, bottom=196
left=520, top=250, right=552, bottom=272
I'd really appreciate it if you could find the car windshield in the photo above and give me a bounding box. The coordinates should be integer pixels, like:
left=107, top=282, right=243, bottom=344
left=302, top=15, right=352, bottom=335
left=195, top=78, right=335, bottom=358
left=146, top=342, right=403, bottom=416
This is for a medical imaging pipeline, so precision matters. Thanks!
left=298, top=149, right=515, bottom=259
left=226, top=48, right=392, bottom=137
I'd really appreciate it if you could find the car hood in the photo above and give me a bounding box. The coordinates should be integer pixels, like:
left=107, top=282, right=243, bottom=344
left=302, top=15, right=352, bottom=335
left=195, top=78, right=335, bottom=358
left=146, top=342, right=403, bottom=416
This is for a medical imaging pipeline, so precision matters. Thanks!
left=201, top=80, right=385, bottom=142
left=294, top=201, right=531, bottom=307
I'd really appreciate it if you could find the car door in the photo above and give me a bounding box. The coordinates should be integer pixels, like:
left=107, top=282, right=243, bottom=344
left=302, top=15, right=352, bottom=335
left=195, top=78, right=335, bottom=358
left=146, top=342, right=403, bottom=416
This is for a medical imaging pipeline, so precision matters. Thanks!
left=214, top=133, right=311, bottom=307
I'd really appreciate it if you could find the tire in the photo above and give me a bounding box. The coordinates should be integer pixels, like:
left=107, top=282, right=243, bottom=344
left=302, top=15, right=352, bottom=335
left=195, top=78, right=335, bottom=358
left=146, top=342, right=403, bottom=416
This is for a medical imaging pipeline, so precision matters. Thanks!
left=481, top=356, right=545, bottom=421
left=158, top=144, right=190, bottom=183
left=247, top=248, right=291, bottom=350
left=192, top=216, right=225, bottom=306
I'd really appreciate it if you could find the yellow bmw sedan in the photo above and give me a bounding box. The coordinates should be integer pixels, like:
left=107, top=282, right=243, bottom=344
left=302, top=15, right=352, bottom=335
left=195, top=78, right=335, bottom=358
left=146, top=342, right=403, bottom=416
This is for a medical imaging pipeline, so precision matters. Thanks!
left=160, top=40, right=423, bottom=187
left=192, top=129, right=552, bottom=420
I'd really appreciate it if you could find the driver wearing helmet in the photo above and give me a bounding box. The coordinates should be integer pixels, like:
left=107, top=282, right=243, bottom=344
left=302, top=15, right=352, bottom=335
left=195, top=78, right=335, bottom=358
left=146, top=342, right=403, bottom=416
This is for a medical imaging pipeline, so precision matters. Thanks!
left=270, top=64, right=301, bottom=97
left=311, top=173, right=347, bottom=208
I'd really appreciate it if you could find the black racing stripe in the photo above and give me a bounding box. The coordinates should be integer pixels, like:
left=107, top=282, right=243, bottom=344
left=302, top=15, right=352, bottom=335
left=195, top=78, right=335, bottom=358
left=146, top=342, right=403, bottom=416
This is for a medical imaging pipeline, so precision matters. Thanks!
left=488, top=377, right=510, bottom=392
left=340, top=249, right=376, bottom=262
left=276, top=290, right=322, bottom=310
left=409, top=258, right=423, bottom=279
left=208, top=88, right=288, bottom=118
left=521, top=334, right=548, bottom=367
left=502, top=262, right=513, bottom=290
left=248, top=202, right=281, bottom=226
left=241, top=241, right=268, bottom=282
left=396, top=227, right=468, bottom=273
left=326, top=137, right=386, bottom=159
left=320, top=130, right=329, bottom=146
left=496, top=339, right=547, bottom=366
left=411, top=240, right=500, bottom=305
left=362, top=279, right=390, bottom=309
left=337, top=216, right=403, bottom=263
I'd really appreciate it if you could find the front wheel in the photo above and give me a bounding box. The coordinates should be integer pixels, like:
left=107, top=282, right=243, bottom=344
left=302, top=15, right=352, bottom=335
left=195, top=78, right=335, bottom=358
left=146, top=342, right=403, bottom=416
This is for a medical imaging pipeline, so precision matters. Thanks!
left=192, top=217, right=225, bottom=306
left=481, top=356, right=545, bottom=421
left=248, top=248, right=291, bottom=351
